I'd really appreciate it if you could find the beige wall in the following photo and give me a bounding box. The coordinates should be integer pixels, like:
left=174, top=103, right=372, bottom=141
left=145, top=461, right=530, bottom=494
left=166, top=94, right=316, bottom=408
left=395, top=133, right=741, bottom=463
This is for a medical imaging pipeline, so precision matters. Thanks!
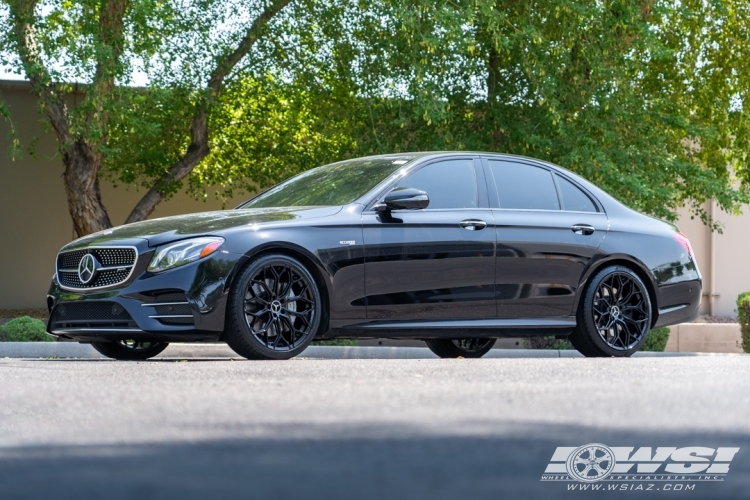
left=676, top=202, right=750, bottom=318
left=2, top=80, right=749, bottom=315
left=0, top=81, right=244, bottom=309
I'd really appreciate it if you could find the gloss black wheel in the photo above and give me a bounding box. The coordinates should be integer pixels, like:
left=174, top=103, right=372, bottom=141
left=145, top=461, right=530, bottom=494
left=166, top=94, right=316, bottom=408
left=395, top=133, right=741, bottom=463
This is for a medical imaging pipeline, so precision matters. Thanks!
left=425, top=338, right=496, bottom=358
left=225, top=254, right=321, bottom=360
left=569, top=265, right=652, bottom=357
left=91, top=340, right=169, bottom=360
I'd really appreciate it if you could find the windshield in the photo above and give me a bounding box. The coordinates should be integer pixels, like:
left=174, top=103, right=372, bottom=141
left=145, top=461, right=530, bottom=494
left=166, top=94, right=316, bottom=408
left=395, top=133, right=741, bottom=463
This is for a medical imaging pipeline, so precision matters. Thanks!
left=238, top=157, right=411, bottom=208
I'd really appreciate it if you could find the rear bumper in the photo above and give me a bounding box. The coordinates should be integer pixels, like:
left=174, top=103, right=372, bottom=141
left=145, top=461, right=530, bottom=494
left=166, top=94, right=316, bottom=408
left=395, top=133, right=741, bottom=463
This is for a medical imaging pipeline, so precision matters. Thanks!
left=46, top=251, right=244, bottom=342
left=654, top=278, right=702, bottom=328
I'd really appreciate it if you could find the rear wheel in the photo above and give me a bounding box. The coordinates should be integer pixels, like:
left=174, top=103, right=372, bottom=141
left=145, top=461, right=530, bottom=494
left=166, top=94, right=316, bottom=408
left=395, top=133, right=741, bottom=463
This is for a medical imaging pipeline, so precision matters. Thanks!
left=425, top=338, right=496, bottom=358
left=91, top=340, right=169, bottom=360
left=569, top=265, right=652, bottom=357
left=225, top=254, right=322, bottom=360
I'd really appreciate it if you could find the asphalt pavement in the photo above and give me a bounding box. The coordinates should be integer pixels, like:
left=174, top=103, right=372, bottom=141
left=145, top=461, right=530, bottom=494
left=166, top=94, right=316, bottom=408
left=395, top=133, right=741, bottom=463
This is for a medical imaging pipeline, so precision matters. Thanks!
left=1, top=355, right=749, bottom=499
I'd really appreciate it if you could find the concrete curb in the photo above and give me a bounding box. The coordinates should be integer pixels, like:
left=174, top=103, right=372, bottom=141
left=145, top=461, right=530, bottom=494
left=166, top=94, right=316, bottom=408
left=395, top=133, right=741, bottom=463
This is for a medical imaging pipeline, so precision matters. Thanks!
left=0, top=342, right=743, bottom=359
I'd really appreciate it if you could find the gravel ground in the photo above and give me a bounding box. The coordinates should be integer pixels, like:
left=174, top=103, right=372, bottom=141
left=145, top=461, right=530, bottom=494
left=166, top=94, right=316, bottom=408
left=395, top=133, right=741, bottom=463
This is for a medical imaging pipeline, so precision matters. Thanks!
left=0, top=356, right=749, bottom=499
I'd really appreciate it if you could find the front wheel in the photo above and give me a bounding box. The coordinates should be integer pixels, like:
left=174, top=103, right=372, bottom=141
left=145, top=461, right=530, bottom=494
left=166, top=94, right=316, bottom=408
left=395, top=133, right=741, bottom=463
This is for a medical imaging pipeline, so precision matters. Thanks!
left=569, top=265, right=652, bottom=357
left=224, top=254, right=322, bottom=360
left=91, top=340, right=169, bottom=360
left=425, top=338, right=496, bottom=358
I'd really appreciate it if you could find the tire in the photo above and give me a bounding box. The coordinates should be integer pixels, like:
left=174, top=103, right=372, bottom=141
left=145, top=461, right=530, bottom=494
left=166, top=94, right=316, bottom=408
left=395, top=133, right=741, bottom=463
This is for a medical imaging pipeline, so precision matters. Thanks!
left=569, top=265, right=652, bottom=357
left=91, top=340, right=169, bottom=360
left=225, top=253, right=322, bottom=360
left=425, top=338, right=496, bottom=358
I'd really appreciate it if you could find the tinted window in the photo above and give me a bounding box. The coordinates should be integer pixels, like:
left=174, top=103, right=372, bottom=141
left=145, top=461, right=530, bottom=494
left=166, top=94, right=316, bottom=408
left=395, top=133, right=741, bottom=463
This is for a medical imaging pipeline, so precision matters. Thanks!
left=488, top=161, right=559, bottom=210
left=240, top=158, right=408, bottom=208
left=396, top=160, right=477, bottom=209
left=557, top=175, right=597, bottom=212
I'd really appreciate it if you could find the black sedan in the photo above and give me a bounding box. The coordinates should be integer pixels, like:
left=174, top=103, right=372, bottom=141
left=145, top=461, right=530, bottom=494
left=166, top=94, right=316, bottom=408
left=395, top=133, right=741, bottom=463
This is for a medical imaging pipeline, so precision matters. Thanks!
left=46, top=152, right=702, bottom=360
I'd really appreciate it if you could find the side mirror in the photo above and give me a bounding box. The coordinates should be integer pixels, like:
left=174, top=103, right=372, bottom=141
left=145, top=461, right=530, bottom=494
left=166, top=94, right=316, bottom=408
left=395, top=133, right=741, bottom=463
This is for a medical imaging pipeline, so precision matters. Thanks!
left=374, top=187, right=430, bottom=212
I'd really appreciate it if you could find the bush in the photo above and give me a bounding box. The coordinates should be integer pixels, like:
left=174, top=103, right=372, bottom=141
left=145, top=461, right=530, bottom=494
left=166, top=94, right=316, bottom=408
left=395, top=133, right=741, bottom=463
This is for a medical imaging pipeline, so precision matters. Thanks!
left=640, top=327, right=670, bottom=352
left=311, top=339, right=357, bottom=346
left=0, top=316, right=53, bottom=342
left=523, top=336, right=573, bottom=350
left=736, top=292, right=750, bottom=353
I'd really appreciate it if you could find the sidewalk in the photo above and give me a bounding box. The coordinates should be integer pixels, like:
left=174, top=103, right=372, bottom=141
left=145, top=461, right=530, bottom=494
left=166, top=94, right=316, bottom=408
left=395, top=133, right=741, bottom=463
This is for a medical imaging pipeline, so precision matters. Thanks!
left=0, top=342, right=742, bottom=359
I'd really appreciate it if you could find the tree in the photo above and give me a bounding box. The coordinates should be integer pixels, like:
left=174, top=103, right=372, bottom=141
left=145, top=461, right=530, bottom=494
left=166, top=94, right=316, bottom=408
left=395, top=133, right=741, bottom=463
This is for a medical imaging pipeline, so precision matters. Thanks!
left=207, top=0, right=750, bottom=227
left=2, top=0, right=749, bottom=236
left=0, top=0, right=290, bottom=236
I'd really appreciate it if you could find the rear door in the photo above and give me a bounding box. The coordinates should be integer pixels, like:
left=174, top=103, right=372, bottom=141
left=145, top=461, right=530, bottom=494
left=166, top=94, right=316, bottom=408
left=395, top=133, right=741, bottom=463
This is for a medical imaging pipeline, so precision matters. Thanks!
left=362, top=158, right=496, bottom=320
left=483, top=158, right=607, bottom=318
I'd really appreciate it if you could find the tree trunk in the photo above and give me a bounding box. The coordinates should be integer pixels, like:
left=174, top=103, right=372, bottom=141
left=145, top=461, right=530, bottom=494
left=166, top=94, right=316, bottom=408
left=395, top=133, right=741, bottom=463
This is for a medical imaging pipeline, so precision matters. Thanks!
left=10, top=0, right=290, bottom=234
left=125, top=0, right=291, bottom=224
left=482, top=17, right=505, bottom=149
left=62, top=139, right=113, bottom=237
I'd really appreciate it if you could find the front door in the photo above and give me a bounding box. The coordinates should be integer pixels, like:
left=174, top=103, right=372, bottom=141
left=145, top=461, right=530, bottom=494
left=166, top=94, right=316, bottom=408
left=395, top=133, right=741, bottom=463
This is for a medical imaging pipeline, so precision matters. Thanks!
left=362, top=158, right=496, bottom=320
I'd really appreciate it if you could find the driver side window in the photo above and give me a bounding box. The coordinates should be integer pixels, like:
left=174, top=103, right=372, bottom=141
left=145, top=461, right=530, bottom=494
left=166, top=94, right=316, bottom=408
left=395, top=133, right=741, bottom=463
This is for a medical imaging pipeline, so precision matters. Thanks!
left=396, top=160, right=478, bottom=210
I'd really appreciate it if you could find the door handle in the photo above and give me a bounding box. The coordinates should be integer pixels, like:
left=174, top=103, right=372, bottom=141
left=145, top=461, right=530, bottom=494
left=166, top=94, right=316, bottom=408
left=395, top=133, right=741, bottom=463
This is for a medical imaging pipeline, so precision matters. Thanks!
left=460, top=219, right=487, bottom=231
left=571, top=224, right=595, bottom=235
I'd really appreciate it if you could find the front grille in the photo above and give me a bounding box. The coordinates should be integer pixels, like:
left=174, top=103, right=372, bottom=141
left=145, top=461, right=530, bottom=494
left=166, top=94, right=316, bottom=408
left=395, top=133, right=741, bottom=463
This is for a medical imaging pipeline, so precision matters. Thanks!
left=144, top=291, right=194, bottom=326
left=57, top=247, right=137, bottom=290
left=50, top=301, right=138, bottom=330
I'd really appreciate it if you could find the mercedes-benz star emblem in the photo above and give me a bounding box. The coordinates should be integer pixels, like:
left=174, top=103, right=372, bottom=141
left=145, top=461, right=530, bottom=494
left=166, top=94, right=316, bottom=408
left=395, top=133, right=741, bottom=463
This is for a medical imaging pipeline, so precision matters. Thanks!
left=77, top=253, right=100, bottom=284
left=610, top=305, right=621, bottom=319
left=270, top=300, right=282, bottom=317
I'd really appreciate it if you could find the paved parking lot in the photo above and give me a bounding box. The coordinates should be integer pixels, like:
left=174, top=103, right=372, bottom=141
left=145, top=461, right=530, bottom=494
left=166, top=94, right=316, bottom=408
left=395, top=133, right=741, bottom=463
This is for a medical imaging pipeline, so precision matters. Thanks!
left=1, top=355, right=749, bottom=499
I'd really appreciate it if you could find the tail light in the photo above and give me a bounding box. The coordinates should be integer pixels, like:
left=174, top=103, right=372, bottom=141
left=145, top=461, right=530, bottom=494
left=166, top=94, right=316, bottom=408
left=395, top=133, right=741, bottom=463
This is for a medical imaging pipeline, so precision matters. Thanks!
left=674, top=232, right=693, bottom=257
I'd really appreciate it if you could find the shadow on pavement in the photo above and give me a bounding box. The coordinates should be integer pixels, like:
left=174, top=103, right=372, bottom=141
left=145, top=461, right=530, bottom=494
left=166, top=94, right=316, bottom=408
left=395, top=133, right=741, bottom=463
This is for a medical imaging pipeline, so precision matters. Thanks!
left=1, top=423, right=748, bottom=500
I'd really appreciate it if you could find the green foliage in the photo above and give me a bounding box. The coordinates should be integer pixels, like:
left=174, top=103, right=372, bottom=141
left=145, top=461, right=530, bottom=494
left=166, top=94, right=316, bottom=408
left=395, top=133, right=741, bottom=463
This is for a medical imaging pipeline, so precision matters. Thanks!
left=101, top=86, right=196, bottom=194
left=2, top=0, right=750, bottom=226
left=206, top=0, right=750, bottom=224
left=194, top=75, right=360, bottom=203
left=640, top=327, right=670, bottom=352
left=0, top=316, right=53, bottom=342
left=736, top=292, right=750, bottom=353
left=524, top=336, right=572, bottom=350
left=311, top=339, right=357, bottom=346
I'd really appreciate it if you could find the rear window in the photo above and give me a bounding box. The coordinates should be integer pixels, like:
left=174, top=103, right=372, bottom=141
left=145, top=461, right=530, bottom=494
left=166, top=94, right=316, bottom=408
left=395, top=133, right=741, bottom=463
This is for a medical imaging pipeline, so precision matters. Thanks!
left=488, top=161, right=560, bottom=210
left=556, top=175, right=598, bottom=212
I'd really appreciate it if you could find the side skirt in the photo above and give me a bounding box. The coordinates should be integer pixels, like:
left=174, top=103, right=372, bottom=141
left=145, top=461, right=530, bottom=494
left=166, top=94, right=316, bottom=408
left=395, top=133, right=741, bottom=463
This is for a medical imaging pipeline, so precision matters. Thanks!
left=324, top=317, right=576, bottom=339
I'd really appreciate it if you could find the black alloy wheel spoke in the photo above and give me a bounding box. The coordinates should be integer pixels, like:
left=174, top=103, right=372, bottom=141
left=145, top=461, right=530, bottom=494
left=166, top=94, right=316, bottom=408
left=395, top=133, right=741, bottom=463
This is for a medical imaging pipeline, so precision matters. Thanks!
left=280, top=316, right=301, bottom=348
left=277, top=266, right=295, bottom=298
left=246, top=308, right=269, bottom=318
left=251, top=279, right=273, bottom=299
left=452, top=338, right=493, bottom=352
left=285, top=295, right=313, bottom=305
left=594, top=273, right=648, bottom=351
left=243, top=262, right=316, bottom=351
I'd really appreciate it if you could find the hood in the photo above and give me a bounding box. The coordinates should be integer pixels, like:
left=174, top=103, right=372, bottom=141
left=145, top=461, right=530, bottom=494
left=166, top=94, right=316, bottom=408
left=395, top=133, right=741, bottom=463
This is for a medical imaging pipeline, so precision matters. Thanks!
left=62, top=206, right=343, bottom=250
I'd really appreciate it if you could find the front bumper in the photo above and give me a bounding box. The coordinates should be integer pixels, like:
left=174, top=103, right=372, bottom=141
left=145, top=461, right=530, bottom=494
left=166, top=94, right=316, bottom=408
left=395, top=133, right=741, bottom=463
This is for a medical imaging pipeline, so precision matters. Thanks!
left=47, top=249, right=244, bottom=342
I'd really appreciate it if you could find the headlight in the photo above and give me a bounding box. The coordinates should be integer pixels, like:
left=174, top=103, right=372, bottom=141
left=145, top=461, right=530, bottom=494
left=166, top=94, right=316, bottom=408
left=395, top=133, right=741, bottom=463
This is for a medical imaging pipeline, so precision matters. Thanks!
left=147, top=237, right=224, bottom=273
